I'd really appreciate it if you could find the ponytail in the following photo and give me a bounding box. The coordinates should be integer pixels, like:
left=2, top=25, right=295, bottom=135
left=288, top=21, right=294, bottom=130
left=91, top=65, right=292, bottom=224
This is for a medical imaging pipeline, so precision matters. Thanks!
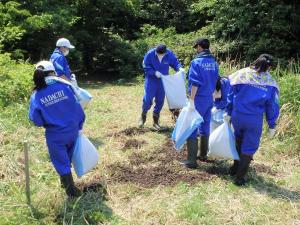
left=33, top=68, right=47, bottom=91
left=251, top=54, right=273, bottom=73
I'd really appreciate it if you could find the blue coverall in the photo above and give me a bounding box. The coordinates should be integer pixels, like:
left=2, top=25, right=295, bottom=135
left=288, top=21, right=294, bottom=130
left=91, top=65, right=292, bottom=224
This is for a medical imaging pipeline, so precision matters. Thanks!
left=29, top=82, right=85, bottom=175
left=210, top=77, right=231, bottom=130
left=226, top=84, right=280, bottom=155
left=214, top=77, right=231, bottom=110
left=142, top=48, right=181, bottom=114
left=50, top=48, right=72, bottom=80
left=188, top=50, right=219, bottom=138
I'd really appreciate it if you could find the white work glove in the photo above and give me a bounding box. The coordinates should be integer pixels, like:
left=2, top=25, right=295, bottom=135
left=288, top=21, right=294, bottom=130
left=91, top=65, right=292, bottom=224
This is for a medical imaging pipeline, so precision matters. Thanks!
left=267, top=128, right=276, bottom=139
left=179, top=68, right=185, bottom=75
left=78, top=130, right=83, bottom=135
left=155, top=71, right=162, bottom=78
left=188, top=99, right=195, bottom=111
left=70, top=73, right=78, bottom=87
left=211, top=107, right=218, bottom=114
left=223, top=113, right=231, bottom=123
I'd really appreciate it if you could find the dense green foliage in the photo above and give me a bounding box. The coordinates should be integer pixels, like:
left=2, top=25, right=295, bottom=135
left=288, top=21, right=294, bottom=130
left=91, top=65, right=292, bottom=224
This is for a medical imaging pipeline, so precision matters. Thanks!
left=0, top=54, right=33, bottom=107
left=0, top=0, right=299, bottom=78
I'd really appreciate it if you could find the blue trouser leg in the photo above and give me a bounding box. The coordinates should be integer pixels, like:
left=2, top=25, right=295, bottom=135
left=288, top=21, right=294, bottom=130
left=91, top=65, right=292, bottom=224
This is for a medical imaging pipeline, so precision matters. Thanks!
left=231, top=112, right=263, bottom=156
left=142, top=77, right=158, bottom=113
left=46, top=132, right=78, bottom=176
left=189, top=95, right=213, bottom=139
left=153, top=79, right=165, bottom=115
left=142, top=77, right=165, bottom=115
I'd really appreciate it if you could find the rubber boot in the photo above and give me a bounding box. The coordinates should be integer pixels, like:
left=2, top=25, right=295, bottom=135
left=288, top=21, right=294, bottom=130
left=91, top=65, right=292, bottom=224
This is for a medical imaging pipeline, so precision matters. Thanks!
left=229, top=138, right=242, bottom=176
left=60, top=173, right=82, bottom=198
left=138, top=112, right=147, bottom=128
left=234, top=154, right=252, bottom=186
left=153, top=113, right=162, bottom=130
left=181, top=138, right=198, bottom=169
left=197, top=136, right=208, bottom=161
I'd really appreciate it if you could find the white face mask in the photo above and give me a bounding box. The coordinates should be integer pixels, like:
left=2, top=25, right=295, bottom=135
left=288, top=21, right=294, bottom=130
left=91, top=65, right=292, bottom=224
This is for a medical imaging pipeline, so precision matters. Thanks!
left=63, top=48, right=69, bottom=56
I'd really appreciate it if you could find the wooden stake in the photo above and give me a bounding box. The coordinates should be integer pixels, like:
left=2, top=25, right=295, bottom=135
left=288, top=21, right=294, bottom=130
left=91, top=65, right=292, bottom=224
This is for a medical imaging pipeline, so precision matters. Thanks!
left=24, top=141, right=31, bottom=205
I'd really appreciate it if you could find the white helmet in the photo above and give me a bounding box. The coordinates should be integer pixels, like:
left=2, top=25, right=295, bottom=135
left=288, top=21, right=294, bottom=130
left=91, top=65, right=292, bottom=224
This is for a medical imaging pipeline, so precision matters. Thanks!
left=56, top=38, right=75, bottom=49
left=36, top=61, right=56, bottom=72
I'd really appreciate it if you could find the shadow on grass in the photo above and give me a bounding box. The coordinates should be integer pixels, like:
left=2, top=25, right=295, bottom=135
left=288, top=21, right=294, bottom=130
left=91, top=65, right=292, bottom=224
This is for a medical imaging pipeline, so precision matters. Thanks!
left=150, top=126, right=174, bottom=137
left=77, top=77, right=141, bottom=90
left=202, top=160, right=300, bottom=202
left=55, top=181, right=115, bottom=225
left=88, top=137, right=105, bottom=149
left=28, top=206, right=47, bottom=225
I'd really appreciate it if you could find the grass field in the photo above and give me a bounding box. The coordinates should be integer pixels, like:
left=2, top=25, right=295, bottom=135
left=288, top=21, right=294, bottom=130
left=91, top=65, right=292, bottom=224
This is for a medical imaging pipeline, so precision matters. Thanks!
left=0, top=79, right=299, bottom=225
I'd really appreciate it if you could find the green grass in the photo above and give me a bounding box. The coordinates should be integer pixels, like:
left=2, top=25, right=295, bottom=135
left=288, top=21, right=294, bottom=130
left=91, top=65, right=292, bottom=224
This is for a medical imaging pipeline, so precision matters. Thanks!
left=0, top=79, right=299, bottom=225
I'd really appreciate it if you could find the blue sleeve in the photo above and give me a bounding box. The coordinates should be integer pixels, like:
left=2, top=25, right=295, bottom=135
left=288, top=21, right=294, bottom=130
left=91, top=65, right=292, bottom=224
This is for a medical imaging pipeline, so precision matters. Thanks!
left=29, top=95, right=44, bottom=127
left=78, top=104, right=86, bottom=130
left=266, top=88, right=280, bottom=129
left=53, top=56, right=67, bottom=77
left=225, top=85, right=235, bottom=116
left=65, top=86, right=86, bottom=130
left=142, top=53, right=155, bottom=77
left=188, top=60, right=202, bottom=87
left=169, top=52, right=182, bottom=72
left=217, top=79, right=230, bottom=110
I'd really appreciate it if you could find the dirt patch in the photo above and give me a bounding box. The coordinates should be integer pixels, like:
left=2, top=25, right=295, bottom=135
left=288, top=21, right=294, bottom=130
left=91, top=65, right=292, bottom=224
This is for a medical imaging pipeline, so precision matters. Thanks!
left=253, top=163, right=277, bottom=176
left=76, top=174, right=108, bottom=199
left=109, top=127, right=150, bottom=137
left=122, top=139, right=147, bottom=150
left=107, top=139, right=216, bottom=188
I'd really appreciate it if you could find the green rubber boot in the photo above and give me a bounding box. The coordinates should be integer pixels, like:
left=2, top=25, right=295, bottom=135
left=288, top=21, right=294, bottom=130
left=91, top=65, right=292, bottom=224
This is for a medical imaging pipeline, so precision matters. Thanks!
left=234, top=154, right=252, bottom=186
left=181, top=138, right=198, bottom=169
left=153, top=113, right=162, bottom=130
left=197, top=136, right=209, bottom=161
left=229, top=137, right=242, bottom=176
left=138, top=112, right=147, bottom=128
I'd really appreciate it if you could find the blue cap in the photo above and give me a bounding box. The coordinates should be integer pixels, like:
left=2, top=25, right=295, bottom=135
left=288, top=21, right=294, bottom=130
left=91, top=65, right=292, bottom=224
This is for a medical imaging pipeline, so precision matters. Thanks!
left=156, top=44, right=167, bottom=54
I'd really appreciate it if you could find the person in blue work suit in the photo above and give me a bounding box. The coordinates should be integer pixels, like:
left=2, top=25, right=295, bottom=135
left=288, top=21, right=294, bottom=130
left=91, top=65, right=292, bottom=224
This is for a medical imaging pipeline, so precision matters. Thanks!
left=224, top=54, right=280, bottom=186
left=182, top=38, right=219, bottom=169
left=139, top=44, right=183, bottom=130
left=29, top=61, right=85, bottom=197
left=210, top=76, right=231, bottom=132
left=50, top=38, right=75, bottom=81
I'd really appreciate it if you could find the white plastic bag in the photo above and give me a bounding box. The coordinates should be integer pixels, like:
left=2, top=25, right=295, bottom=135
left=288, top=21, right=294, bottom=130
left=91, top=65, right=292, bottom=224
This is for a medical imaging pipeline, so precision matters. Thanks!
left=208, top=121, right=239, bottom=160
left=210, top=109, right=225, bottom=133
left=45, top=76, right=92, bottom=109
left=76, top=87, right=92, bottom=108
left=161, top=71, right=188, bottom=109
left=172, top=106, right=203, bottom=150
left=72, top=134, right=99, bottom=177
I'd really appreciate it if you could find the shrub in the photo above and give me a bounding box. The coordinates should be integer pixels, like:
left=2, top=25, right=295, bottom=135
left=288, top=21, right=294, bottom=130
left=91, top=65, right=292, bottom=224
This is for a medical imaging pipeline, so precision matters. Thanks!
left=0, top=53, right=33, bottom=107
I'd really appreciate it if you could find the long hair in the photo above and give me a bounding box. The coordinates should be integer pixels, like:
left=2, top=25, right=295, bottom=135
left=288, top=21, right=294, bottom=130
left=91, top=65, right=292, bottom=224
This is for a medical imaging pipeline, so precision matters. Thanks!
left=251, top=54, right=273, bottom=73
left=216, top=76, right=222, bottom=92
left=33, top=67, right=48, bottom=91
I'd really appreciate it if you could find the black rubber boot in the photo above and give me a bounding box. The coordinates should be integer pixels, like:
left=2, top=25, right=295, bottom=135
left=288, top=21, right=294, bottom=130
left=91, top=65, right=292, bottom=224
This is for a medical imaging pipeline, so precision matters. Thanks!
left=197, top=136, right=208, bottom=161
left=138, top=112, right=147, bottom=128
left=229, top=138, right=242, bottom=176
left=153, top=113, right=162, bottom=130
left=234, top=154, right=252, bottom=186
left=60, top=173, right=82, bottom=198
left=181, top=138, right=198, bottom=169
